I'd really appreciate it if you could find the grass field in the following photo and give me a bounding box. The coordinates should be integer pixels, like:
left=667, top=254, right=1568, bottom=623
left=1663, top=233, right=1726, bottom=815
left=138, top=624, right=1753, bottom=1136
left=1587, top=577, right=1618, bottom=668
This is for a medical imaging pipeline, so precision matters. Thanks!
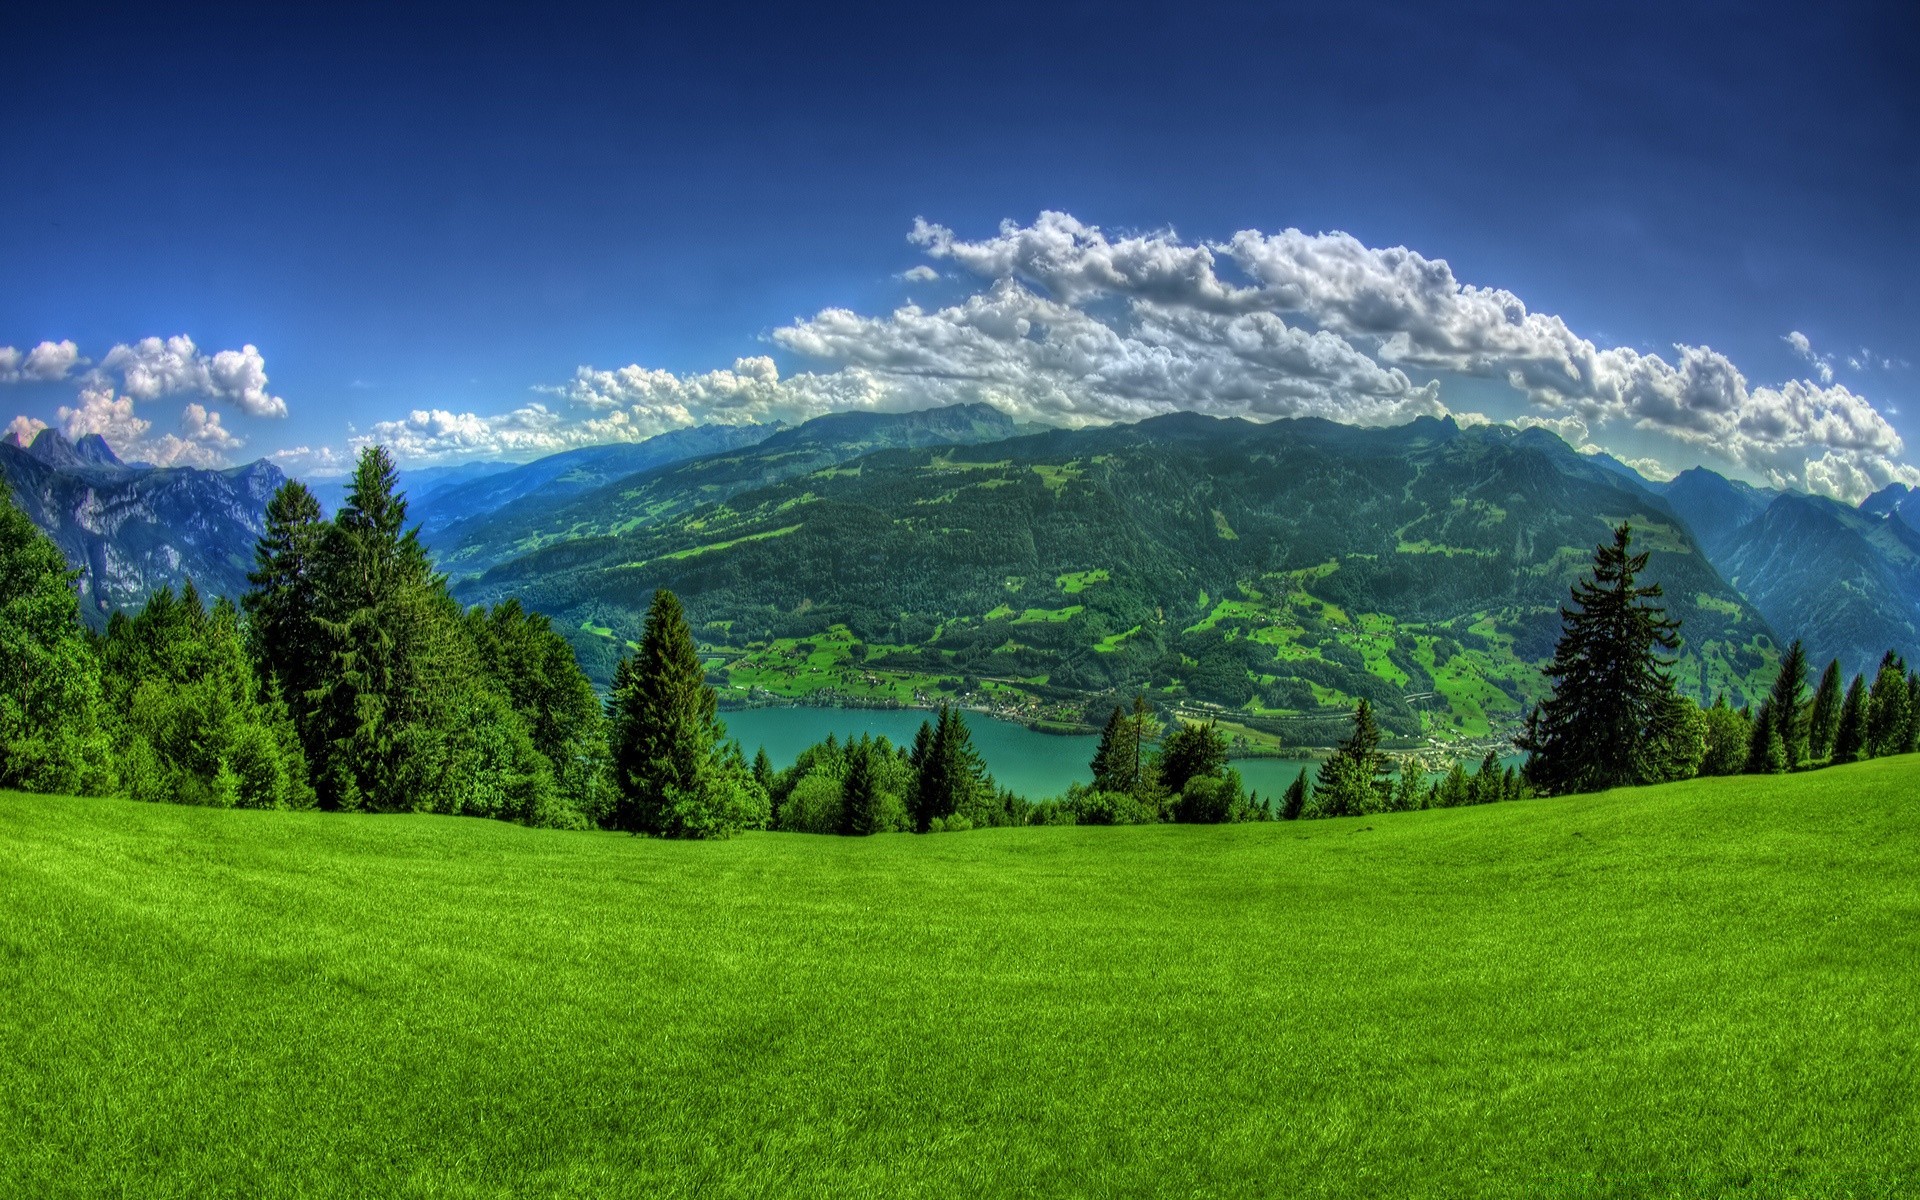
left=3, top=760, right=1917, bottom=1197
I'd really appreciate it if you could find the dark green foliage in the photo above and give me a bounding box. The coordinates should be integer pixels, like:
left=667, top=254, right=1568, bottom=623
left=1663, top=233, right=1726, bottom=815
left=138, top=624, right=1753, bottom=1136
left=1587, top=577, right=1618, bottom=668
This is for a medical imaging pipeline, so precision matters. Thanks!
left=244, top=480, right=327, bottom=763
left=1469, top=751, right=1502, bottom=806
left=1312, top=700, right=1390, bottom=816
left=1807, top=659, right=1843, bottom=763
left=1831, top=675, right=1869, bottom=765
left=908, top=705, right=994, bottom=831
left=1765, top=640, right=1810, bottom=770
left=1906, top=673, right=1920, bottom=755
left=1280, top=769, right=1309, bottom=821
left=842, top=736, right=888, bottom=836
left=466, top=598, right=608, bottom=823
left=1698, top=696, right=1752, bottom=777
left=1173, top=770, right=1246, bottom=824
left=103, top=584, right=312, bottom=810
left=1519, top=524, right=1686, bottom=796
left=0, top=480, right=114, bottom=794
left=1866, top=653, right=1911, bottom=758
left=608, top=588, right=767, bottom=837
left=1154, top=719, right=1228, bottom=801
left=1435, top=761, right=1472, bottom=808
left=1089, top=705, right=1137, bottom=794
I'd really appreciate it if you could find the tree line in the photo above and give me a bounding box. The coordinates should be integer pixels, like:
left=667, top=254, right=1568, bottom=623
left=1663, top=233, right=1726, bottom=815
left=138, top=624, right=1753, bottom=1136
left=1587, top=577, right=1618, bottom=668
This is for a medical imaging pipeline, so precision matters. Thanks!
left=3, top=462, right=1913, bottom=837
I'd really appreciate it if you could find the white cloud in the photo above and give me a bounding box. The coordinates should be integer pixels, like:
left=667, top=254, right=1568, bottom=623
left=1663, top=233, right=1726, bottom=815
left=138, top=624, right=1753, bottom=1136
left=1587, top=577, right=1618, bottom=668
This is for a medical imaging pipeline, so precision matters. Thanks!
left=52, top=385, right=250, bottom=468
left=58, top=386, right=151, bottom=448
left=0, top=340, right=84, bottom=383
left=910, top=213, right=1918, bottom=500
left=270, top=444, right=348, bottom=476
left=335, top=212, right=1914, bottom=501
left=5, top=414, right=49, bottom=445
left=1784, top=331, right=1834, bottom=384
left=99, top=335, right=288, bottom=418
left=900, top=265, right=940, bottom=283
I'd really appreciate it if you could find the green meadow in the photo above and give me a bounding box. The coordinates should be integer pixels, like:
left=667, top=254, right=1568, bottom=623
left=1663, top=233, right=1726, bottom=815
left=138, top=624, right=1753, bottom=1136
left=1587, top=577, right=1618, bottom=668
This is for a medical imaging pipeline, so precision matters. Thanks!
left=3, top=759, right=1916, bottom=1198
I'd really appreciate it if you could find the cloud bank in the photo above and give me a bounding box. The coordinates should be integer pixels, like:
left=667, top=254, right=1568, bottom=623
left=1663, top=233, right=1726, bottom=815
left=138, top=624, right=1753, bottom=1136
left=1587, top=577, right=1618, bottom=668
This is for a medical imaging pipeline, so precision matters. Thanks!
left=7, top=335, right=290, bottom=468
left=362, top=213, right=1913, bottom=500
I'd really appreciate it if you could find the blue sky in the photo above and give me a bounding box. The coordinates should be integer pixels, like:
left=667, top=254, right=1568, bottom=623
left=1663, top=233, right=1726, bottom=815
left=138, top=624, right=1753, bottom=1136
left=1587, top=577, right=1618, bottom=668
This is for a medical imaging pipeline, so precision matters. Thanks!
left=2, top=1, right=1914, bottom=496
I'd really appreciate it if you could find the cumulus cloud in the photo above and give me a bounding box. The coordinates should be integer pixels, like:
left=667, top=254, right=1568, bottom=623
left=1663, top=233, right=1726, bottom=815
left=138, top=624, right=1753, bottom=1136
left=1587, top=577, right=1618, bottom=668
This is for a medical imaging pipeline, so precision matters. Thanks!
left=909, top=213, right=1917, bottom=500
left=336, top=212, right=1912, bottom=501
left=52, top=384, right=250, bottom=468
left=58, top=386, right=151, bottom=448
left=99, top=335, right=288, bottom=418
left=0, top=340, right=85, bottom=383
left=900, top=265, right=940, bottom=283
left=270, top=445, right=348, bottom=475
left=5, top=414, right=49, bottom=445
left=1784, top=331, right=1834, bottom=384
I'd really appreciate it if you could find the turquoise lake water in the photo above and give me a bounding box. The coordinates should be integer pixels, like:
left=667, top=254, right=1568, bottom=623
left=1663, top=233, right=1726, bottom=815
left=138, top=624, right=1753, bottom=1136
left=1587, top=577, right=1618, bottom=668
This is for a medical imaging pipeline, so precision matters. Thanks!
left=719, top=706, right=1322, bottom=801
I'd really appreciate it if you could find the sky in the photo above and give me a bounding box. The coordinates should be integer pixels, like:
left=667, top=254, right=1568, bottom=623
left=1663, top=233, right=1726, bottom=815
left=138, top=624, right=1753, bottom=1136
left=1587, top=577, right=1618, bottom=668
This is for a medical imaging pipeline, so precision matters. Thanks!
left=2, top=0, right=1915, bottom=498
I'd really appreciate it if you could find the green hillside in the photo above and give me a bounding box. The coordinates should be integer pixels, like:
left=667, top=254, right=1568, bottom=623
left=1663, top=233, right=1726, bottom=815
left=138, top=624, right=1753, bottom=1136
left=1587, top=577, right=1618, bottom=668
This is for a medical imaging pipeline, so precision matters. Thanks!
left=4, top=759, right=1916, bottom=1197
left=457, top=412, right=1780, bottom=746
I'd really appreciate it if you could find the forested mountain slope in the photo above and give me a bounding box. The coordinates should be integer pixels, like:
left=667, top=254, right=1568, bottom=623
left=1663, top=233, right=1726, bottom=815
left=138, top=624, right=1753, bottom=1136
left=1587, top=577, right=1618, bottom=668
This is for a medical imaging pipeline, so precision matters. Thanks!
left=0, top=429, right=284, bottom=624
left=437, top=403, right=1019, bottom=573
left=456, top=412, right=1778, bottom=741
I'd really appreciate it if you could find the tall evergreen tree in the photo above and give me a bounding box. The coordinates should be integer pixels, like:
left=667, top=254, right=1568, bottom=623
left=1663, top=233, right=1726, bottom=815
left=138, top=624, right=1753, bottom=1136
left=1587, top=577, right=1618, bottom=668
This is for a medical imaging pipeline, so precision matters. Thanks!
left=243, top=480, right=327, bottom=758
left=607, top=588, right=765, bottom=837
left=1832, top=674, right=1869, bottom=764
left=1905, top=672, right=1920, bottom=755
left=1807, top=659, right=1844, bottom=763
left=842, top=736, right=884, bottom=835
left=1089, top=705, right=1135, bottom=793
left=0, top=479, right=114, bottom=795
left=1867, top=652, right=1911, bottom=758
left=1280, top=768, right=1309, bottom=821
left=910, top=704, right=990, bottom=830
left=1766, top=640, right=1810, bottom=770
left=1518, top=523, right=1685, bottom=795
left=1313, top=700, right=1389, bottom=816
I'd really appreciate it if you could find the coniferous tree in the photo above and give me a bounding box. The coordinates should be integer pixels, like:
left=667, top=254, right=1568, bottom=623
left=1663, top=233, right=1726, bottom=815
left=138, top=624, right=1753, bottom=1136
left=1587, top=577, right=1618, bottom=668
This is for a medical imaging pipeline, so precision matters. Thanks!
left=1280, top=769, right=1309, bottom=821
left=1807, top=659, right=1844, bottom=763
left=1867, top=652, right=1911, bottom=757
left=1155, top=718, right=1228, bottom=799
left=1313, top=700, right=1389, bottom=816
left=1518, top=523, right=1684, bottom=795
left=1390, top=761, right=1421, bottom=812
left=1766, top=640, right=1810, bottom=769
left=607, top=587, right=766, bottom=837
left=244, top=480, right=327, bottom=761
left=1089, top=705, right=1136, bottom=794
left=843, top=736, right=884, bottom=835
left=0, top=479, right=114, bottom=795
left=1470, top=750, right=1501, bottom=805
left=1436, top=760, right=1471, bottom=808
left=1832, top=674, right=1869, bottom=764
left=1745, top=699, right=1777, bottom=775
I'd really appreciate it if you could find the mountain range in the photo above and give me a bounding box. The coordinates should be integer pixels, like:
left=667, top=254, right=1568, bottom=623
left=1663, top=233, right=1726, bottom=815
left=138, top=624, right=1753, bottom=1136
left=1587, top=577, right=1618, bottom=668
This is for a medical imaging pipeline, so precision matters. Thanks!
left=10, top=404, right=1920, bottom=745
left=0, top=429, right=285, bottom=623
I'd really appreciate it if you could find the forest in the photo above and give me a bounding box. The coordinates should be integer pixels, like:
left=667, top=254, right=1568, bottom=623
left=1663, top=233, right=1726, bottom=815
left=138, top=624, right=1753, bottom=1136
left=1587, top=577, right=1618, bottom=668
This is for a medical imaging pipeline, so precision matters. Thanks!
left=2, top=446, right=1915, bottom=838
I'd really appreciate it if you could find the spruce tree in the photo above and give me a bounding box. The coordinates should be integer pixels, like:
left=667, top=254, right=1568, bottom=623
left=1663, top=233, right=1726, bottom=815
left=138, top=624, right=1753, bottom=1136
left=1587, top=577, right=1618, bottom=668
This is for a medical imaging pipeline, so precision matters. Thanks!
left=1470, top=750, right=1501, bottom=804
left=1832, top=674, right=1869, bottom=764
left=1744, top=699, right=1776, bottom=775
left=1807, top=659, right=1844, bottom=763
left=1313, top=700, right=1389, bottom=816
left=244, top=480, right=326, bottom=740
left=1089, top=705, right=1134, bottom=793
left=1517, top=523, right=1684, bottom=796
left=1766, top=640, right=1810, bottom=770
left=1867, top=652, right=1911, bottom=757
left=1280, top=768, right=1309, bottom=821
left=607, top=588, right=765, bottom=837
left=843, top=737, right=883, bottom=835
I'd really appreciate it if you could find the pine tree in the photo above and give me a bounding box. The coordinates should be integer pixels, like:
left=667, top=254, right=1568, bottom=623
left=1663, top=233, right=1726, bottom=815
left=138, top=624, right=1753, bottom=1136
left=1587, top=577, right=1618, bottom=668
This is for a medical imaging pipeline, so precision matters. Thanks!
left=1089, top=705, right=1134, bottom=793
left=1744, top=699, right=1776, bottom=775
left=910, top=705, right=990, bottom=830
left=1470, top=750, right=1501, bottom=805
left=1280, top=769, right=1309, bottom=821
left=1832, top=674, right=1869, bottom=764
left=1517, top=523, right=1684, bottom=796
left=1766, top=640, right=1810, bottom=770
left=1867, top=652, right=1911, bottom=758
left=243, top=479, right=327, bottom=760
left=607, top=588, right=765, bottom=837
left=1807, top=659, right=1844, bottom=763
left=0, top=479, right=114, bottom=795
left=1436, top=761, right=1471, bottom=807
left=1390, top=761, right=1421, bottom=811
left=843, top=736, right=884, bottom=835
left=1313, top=700, right=1389, bottom=816
left=304, top=446, right=477, bottom=813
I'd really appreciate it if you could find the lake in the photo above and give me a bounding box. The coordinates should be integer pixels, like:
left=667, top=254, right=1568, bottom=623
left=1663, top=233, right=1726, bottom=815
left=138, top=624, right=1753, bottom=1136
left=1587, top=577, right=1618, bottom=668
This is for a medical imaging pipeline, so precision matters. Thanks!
left=719, top=705, right=1323, bottom=801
